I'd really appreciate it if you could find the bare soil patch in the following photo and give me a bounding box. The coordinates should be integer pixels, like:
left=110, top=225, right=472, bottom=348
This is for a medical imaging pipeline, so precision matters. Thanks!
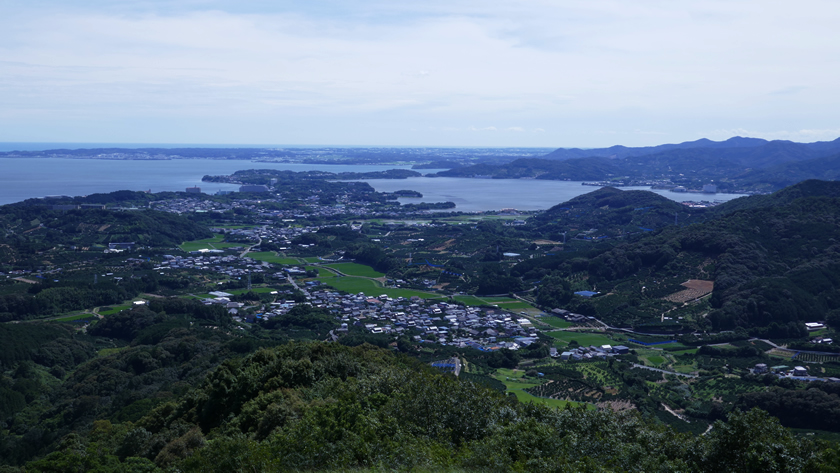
left=663, top=279, right=714, bottom=303
left=596, top=400, right=636, bottom=412
left=430, top=239, right=456, bottom=251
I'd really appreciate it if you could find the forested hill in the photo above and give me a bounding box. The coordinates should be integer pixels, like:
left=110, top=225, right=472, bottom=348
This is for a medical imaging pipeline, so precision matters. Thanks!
left=523, top=184, right=840, bottom=332
left=11, top=340, right=837, bottom=472
left=530, top=187, right=696, bottom=238
left=434, top=137, right=840, bottom=191
left=711, top=179, right=840, bottom=216
left=542, top=136, right=767, bottom=160
left=435, top=156, right=622, bottom=180
left=725, top=153, right=840, bottom=192
left=0, top=205, right=212, bottom=263
left=541, top=135, right=840, bottom=162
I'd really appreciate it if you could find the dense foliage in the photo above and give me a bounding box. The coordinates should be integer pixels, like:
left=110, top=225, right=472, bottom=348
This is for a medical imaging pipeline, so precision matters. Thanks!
left=7, top=342, right=840, bottom=472
left=519, top=181, right=840, bottom=331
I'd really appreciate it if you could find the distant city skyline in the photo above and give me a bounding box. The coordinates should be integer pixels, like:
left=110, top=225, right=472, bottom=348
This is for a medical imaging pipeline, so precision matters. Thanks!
left=1, top=1, right=839, bottom=147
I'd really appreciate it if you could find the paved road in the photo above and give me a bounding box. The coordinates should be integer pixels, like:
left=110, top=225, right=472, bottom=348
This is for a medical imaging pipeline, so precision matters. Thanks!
left=755, top=338, right=840, bottom=356
left=240, top=233, right=263, bottom=258
left=631, top=363, right=698, bottom=378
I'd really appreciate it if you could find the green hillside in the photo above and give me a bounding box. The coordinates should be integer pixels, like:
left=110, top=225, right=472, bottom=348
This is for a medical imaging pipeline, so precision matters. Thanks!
left=520, top=182, right=840, bottom=333
left=531, top=187, right=699, bottom=239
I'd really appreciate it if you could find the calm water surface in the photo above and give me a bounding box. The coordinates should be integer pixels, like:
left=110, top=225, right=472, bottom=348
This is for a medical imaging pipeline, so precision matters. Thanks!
left=355, top=177, right=747, bottom=211
left=0, top=157, right=746, bottom=210
left=0, top=158, right=424, bottom=205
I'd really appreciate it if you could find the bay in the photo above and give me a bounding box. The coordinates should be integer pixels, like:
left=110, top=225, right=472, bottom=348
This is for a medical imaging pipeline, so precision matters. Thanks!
left=0, top=158, right=423, bottom=205
left=0, top=157, right=746, bottom=210
left=351, top=177, right=747, bottom=212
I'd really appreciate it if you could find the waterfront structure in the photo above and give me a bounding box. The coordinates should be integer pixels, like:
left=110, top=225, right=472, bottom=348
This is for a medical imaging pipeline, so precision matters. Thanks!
left=240, top=185, right=269, bottom=193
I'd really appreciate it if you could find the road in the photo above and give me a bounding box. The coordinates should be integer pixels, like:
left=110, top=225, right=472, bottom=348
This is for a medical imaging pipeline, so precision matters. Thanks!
left=630, top=363, right=698, bottom=378
left=240, top=229, right=264, bottom=258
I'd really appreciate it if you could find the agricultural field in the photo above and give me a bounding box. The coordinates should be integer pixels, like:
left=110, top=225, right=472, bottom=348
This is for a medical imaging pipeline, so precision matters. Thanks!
left=492, top=301, right=534, bottom=310
left=305, top=266, right=336, bottom=278
left=316, top=275, right=446, bottom=300
left=247, top=251, right=300, bottom=265
left=643, top=354, right=667, bottom=367
left=452, top=295, right=524, bottom=307
left=691, top=377, right=765, bottom=403
left=53, top=313, right=98, bottom=323
left=323, top=262, right=384, bottom=278
left=539, top=317, right=574, bottom=329
left=452, top=295, right=488, bottom=306
left=545, top=330, right=618, bottom=348
left=98, top=304, right=131, bottom=315
left=228, top=287, right=283, bottom=295
left=179, top=234, right=239, bottom=252
left=575, top=362, right=625, bottom=387
left=491, top=368, right=589, bottom=409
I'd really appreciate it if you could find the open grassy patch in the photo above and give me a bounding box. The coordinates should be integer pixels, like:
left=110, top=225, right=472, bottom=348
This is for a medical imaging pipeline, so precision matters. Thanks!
left=324, top=262, right=385, bottom=278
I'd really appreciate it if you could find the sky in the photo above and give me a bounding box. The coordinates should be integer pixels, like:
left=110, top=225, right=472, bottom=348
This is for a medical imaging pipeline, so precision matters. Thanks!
left=1, top=0, right=839, bottom=148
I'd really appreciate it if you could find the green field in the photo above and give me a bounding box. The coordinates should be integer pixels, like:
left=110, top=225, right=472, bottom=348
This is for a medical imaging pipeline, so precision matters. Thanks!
left=482, top=296, right=521, bottom=303
left=491, top=368, right=592, bottom=409
left=306, top=266, right=336, bottom=278
left=453, top=295, right=488, bottom=306
left=179, top=234, right=239, bottom=252
left=247, top=252, right=301, bottom=265
left=324, top=262, right=385, bottom=278
left=317, top=276, right=445, bottom=300
left=303, top=257, right=322, bottom=263
left=451, top=295, right=528, bottom=308
left=546, top=331, right=617, bottom=348
left=53, top=313, right=98, bottom=323
left=645, top=355, right=666, bottom=366
left=229, top=287, right=282, bottom=295
left=540, top=317, right=574, bottom=329
left=670, top=348, right=699, bottom=356
left=493, top=301, right=534, bottom=310
left=99, top=304, right=131, bottom=315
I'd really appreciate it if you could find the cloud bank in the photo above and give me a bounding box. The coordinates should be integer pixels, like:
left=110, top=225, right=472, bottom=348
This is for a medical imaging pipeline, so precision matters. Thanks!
left=0, top=1, right=838, bottom=146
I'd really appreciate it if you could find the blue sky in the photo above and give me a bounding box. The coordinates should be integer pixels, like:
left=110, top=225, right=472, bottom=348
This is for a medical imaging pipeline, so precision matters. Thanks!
left=1, top=1, right=839, bottom=147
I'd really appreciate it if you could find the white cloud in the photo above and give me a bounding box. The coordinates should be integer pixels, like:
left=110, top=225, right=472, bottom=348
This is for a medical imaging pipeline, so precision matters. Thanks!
left=0, top=1, right=838, bottom=145
left=707, top=128, right=840, bottom=142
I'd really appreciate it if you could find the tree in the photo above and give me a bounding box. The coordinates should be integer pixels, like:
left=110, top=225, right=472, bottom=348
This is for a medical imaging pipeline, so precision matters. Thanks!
left=701, top=408, right=811, bottom=473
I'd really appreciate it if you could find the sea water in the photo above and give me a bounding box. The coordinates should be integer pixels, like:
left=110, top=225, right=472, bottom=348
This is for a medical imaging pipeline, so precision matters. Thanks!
left=0, top=157, right=746, bottom=210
